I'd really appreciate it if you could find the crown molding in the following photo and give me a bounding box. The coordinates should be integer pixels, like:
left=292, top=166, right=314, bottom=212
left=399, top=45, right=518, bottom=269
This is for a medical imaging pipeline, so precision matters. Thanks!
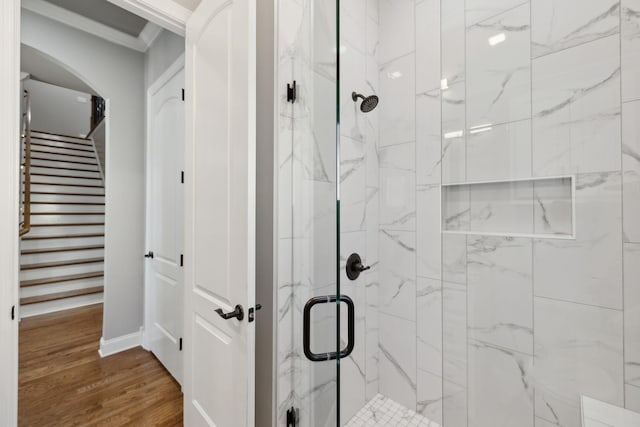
left=107, top=0, right=190, bottom=36
left=21, top=0, right=175, bottom=53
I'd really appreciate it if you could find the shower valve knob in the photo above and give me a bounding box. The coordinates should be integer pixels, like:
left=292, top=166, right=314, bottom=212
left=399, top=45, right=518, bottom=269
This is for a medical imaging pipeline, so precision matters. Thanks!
left=346, top=253, right=370, bottom=281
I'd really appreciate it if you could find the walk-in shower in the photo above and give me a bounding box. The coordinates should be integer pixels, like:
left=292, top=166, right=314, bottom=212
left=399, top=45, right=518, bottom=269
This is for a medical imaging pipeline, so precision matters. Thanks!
left=276, top=0, right=640, bottom=426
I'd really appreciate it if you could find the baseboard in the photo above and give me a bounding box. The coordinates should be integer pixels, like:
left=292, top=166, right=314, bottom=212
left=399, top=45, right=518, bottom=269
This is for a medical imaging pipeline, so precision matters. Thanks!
left=98, top=327, right=144, bottom=358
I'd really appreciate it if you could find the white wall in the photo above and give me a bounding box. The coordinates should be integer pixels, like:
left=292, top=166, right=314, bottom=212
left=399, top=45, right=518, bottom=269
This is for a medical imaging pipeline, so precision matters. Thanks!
left=21, top=9, right=146, bottom=341
left=145, top=29, right=184, bottom=89
left=0, top=0, right=20, bottom=423
left=23, top=79, right=91, bottom=137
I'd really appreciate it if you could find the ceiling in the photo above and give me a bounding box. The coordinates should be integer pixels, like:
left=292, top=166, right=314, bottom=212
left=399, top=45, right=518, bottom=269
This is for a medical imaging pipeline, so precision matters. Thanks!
left=45, top=0, right=148, bottom=37
left=21, top=44, right=96, bottom=95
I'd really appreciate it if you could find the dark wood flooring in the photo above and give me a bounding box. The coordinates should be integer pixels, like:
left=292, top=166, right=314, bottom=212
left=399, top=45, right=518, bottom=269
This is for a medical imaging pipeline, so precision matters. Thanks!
left=19, top=304, right=183, bottom=426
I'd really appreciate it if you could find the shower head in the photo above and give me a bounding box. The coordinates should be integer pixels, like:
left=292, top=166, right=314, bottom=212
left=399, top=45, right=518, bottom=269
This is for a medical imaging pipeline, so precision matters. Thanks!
left=352, top=92, right=379, bottom=113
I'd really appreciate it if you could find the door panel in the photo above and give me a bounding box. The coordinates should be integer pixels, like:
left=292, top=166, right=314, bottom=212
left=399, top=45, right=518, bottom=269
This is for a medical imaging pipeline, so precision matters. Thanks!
left=147, top=67, right=185, bottom=384
left=184, top=0, right=256, bottom=425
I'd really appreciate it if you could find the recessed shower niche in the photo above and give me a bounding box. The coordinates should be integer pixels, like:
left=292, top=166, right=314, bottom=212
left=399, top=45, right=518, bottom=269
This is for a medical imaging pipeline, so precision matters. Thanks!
left=442, top=176, right=575, bottom=239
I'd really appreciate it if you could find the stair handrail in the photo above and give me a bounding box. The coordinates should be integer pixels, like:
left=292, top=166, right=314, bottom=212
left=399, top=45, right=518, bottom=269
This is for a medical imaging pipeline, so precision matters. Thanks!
left=19, top=90, right=32, bottom=237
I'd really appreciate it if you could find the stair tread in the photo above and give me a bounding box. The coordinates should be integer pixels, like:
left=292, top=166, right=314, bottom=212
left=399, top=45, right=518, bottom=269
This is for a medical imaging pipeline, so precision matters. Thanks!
left=31, top=212, right=105, bottom=216
left=31, top=149, right=95, bottom=160
left=31, top=130, right=90, bottom=142
left=31, top=182, right=104, bottom=188
left=21, top=245, right=104, bottom=255
left=31, top=201, right=105, bottom=206
left=31, top=136, right=93, bottom=148
left=31, top=172, right=102, bottom=181
left=20, top=286, right=104, bottom=306
left=29, top=191, right=104, bottom=197
left=31, top=143, right=94, bottom=153
left=30, top=164, right=99, bottom=173
left=22, top=233, right=104, bottom=241
left=31, top=222, right=105, bottom=227
left=31, top=156, right=97, bottom=166
left=21, top=257, right=104, bottom=270
left=20, top=271, right=104, bottom=287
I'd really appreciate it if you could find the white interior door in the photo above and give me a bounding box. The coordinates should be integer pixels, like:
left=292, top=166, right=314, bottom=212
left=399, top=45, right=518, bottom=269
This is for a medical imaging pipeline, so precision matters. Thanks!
left=146, top=65, right=185, bottom=385
left=183, top=0, right=256, bottom=425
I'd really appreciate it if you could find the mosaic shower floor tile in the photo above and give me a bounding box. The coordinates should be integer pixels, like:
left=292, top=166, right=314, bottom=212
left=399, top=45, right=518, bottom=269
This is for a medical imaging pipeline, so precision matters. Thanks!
left=345, top=394, right=441, bottom=427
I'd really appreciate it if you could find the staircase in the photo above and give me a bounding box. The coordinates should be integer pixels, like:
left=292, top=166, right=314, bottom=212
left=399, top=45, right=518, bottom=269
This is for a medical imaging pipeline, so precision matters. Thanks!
left=20, top=130, right=105, bottom=318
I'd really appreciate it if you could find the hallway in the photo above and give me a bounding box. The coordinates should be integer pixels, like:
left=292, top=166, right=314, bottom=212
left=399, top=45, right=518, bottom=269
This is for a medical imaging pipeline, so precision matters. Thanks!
left=19, top=304, right=183, bottom=426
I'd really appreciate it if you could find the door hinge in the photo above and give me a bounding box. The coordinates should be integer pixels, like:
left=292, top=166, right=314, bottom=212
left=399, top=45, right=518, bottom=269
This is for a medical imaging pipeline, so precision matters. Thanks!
left=179, top=338, right=183, bottom=351
left=181, top=171, right=184, bottom=184
left=286, top=81, right=297, bottom=103
left=11, top=305, right=15, bottom=320
left=286, top=407, right=299, bottom=427
left=180, top=254, right=184, bottom=267
left=181, top=88, right=185, bottom=101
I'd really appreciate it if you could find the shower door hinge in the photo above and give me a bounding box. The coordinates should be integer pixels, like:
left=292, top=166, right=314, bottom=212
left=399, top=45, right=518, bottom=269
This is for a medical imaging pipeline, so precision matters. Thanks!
left=181, top=171, right=184, bottom=183
left=287, top=81, right=297, bottom=103
left=179, top=338, right=183, bottom=351
left=181, top=88, right=185, bottom=101
left=286, top=407, right=299, bottom=427
left=11, top=305, right=15, bottom=320
left=180, top=254, right=184, bottom=267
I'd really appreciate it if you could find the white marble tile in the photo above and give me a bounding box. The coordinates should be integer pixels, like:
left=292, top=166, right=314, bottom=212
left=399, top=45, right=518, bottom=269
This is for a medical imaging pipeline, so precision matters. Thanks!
left=366, top=0, right=378, bottom=23
left=379, top=0, right=415, bottom=64
left=417, top=184, right=442, bottom=280
left=532, top=0, right=620, bottom=58
left=378, top=230, right=416, bottom=321
left=467, top=236, right=533, bottom=354
left=623, top=100, right=640, bottom=243
left=534, top=172, right=623, bottom=310
left=468, top=180, right=534, bottom=235
left=417, top=277, right=443, bottom=375
left=468, top=341, right=534, bottom=427
left=379, top=142, right=416, bottom=230
left=624, top=243, right=640, bottom=388
left=467, top=120, right=532, bottom=182
left=341, top=0, right=367, bottom=54
left=379, top=312, right=417, bottom=410
left=467, top=3, right=531, bottom=128
left=532, top=35, right=621, bottom=176
left=416, top=90, right=442, bottom=186
left=416, top=0, right=441, bottom=93
left=443, top=281, right=467, bottom=387
left=441, top=82, right=466, bottom=184
left=443, top=234, right=467, bottom=285
left=418, top=369, right=444, bottom=425
left=442, top=0, right=465, bottom=86
left=341, top=47, right=368, bottom=142
left=626, top=384, right=640, bottom=412
left=623, top=0, right=640, bottom=102
left=442, top=380, right=467, bottom=427
left=534, top=297, right=624, bottom=427
left=442, top=185, right=469, bottom=233
left=341, top=136, right=367, bottom=233
left=466, top=0, right=528, bottom=27
left=379, top=54, right=416, bottom=147
left=533, top=177, right=574, bottom=237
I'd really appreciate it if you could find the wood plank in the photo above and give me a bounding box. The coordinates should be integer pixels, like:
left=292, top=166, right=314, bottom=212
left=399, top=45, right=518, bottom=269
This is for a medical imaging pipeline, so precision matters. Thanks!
left=20, top=286, right=103, bottom=306
left=18, top=305, right=183, bottom=425
left=21, top=245, right=104, bottom=255
left=21, top=257, right=103, bottom=270
left=20, top=271, right=104, bottom=287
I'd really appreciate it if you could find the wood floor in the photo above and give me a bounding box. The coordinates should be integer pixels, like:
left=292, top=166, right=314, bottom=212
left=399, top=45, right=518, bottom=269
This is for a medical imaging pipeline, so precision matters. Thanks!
left=19, top=304, right=183, bottom=426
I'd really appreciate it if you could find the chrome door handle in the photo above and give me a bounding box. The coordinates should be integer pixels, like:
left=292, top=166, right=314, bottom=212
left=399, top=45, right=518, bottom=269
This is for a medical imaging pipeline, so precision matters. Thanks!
left=215, top=304, right=244, bottom=321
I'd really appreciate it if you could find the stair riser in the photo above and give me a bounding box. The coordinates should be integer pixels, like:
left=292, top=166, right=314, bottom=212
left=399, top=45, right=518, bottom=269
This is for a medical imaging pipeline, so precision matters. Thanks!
left=30, top=152, right=98, bottom=165
left=31, top=139, right=94, bottom=151
left=31, top=194, right=105, bottom=204
left=26, top=225, right=105, bottom=236
left=20, top=236, right=105, bottom=251
left=31, top=166, right=101, bottom=179
left=19, top=293, right=103, bottom=318
left=31, top=131, right=91, bottom=144
left=30, top=175, right=102, bottom=187
left=31, top=159, right=99, bottom=172
left=20, top=263, right=104, bottom=282
left=29, top=145, right=95, bottom=158
left=20, top=278, right=104, bottom=298
left=31, top=204, right=105, bottom=214
left=30, top=183, right=105, bottom=195
left=31, top=214, right=105, bottom=225
left=21, top=248, right=105, bottom=265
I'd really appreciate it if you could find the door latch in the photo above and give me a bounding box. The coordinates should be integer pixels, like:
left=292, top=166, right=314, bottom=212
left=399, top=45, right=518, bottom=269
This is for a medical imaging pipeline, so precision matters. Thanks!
left=248, top=304, right=262, bottom=323
left=144, top=251, right=154, bottom=259
left=286, top=407, right=299, bottom=427
left=287, top=81, right=297, bottom=103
